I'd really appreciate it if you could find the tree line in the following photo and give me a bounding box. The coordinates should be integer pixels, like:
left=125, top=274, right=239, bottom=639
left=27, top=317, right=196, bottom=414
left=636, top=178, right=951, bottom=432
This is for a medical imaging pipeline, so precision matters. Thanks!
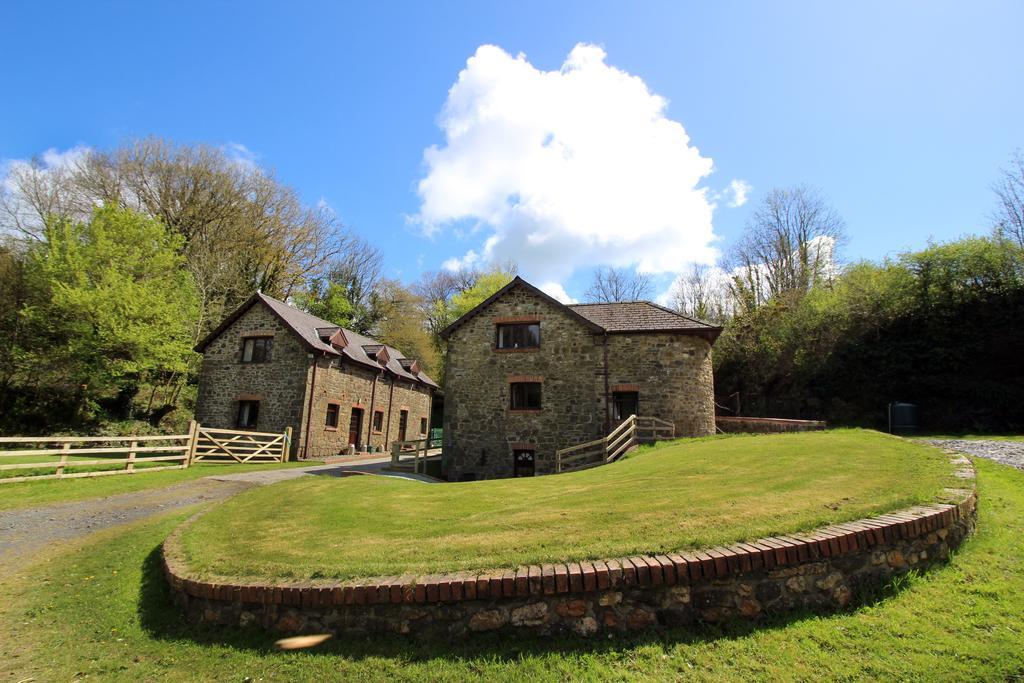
left=0, top=138, right=515, bottom=434
left=2, top=138, right=1021, bottom=434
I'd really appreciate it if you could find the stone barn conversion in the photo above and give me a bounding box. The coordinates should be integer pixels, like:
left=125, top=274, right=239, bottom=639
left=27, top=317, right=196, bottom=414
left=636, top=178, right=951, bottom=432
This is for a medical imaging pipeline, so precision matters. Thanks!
left=440, top=276, right=721, bottom=481
left=194, top=293, right=437, bottom=459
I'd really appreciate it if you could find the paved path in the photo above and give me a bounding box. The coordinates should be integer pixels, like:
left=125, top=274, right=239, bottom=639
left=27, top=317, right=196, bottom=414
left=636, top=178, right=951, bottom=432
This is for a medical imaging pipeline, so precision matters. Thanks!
left=923, top=439, right=1024, bottom=471
left=0, top=459, right=436, bottom=575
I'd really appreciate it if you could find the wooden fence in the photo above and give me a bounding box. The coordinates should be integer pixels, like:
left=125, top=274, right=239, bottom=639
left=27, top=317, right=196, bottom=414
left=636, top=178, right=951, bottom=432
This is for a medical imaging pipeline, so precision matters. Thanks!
left=555, top=415, right=675, bottom=474
left=389, top=434, right=443, bottom=475
left=0, top=421, right=292, bottom=484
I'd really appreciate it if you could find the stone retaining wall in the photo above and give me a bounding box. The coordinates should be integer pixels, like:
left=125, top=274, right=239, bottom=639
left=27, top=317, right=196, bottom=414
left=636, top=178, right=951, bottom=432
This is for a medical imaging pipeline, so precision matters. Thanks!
left=716, top=416, right=827, bottom=433
left=163, top=454, right=976, bottom=640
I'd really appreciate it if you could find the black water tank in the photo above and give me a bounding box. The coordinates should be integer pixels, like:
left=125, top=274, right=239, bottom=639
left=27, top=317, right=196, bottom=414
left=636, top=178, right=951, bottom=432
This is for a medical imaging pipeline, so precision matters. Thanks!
left=888, top=402, right=920, bottom=434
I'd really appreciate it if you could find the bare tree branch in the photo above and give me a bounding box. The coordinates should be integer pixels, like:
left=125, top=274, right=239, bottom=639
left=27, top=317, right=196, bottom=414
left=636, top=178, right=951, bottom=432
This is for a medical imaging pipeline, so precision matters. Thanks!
left=584, top=266, right=653, bottom=303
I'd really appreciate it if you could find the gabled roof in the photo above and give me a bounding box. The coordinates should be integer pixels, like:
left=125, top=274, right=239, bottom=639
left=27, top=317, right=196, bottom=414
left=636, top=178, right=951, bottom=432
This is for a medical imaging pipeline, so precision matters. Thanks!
left=438, top=276, right=721, bottom=342
left=195, top=293, right=437, bottom=388
left=439, top=277, right=604, bottom=340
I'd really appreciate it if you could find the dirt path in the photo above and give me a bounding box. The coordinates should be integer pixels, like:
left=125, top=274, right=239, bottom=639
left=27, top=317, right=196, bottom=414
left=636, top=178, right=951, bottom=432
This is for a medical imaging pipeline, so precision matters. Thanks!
left=0, top=459, right=434, bottom=575
left=0, top=478, right=253, bottom=575
left=923, top=439, right=1024, bottom=471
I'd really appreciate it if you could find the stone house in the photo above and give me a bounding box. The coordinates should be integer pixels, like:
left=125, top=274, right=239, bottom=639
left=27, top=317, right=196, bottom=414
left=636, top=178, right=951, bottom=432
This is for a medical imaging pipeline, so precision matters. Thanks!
left=194, top=293, right=437, bottom=459
left=440, top=277, right=720, bottom=480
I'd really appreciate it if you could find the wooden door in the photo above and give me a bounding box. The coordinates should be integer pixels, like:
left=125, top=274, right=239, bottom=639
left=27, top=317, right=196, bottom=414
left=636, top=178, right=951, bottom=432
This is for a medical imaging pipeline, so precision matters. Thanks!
left=349, top=408, right=363, bottom=447
left=398, top=410, right=408, bottom=442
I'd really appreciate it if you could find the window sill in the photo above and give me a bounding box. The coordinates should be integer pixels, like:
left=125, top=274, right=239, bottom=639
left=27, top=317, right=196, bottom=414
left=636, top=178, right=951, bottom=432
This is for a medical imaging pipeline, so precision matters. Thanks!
left=494, top=347, right=541, bottom=353
left=324, top=426, right=339, bottom=432
left=372, top=430, right=384, bottom=435
left=509, top=409, right=543, bottom=414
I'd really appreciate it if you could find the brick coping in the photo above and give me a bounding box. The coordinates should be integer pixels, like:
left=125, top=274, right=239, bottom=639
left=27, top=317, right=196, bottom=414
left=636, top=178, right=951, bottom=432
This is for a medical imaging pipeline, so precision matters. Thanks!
left=162, top=453, right=976, bottom=610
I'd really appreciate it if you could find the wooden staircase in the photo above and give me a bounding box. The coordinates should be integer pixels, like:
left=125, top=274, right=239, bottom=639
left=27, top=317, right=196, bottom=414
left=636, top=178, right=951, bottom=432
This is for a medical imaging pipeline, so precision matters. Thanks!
left=554, top=415, right=675, bottom=474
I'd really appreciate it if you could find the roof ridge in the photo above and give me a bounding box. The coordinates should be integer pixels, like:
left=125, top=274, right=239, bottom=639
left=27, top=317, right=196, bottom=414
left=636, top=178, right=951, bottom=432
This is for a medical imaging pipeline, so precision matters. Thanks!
left=568, top=300, right=652, bottom=307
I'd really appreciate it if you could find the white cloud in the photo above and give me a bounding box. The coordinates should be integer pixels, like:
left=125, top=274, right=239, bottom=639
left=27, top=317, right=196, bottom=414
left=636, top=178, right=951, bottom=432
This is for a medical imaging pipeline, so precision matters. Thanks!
left=222, top=142, right=259, bottom=172
left=539, top=281, right=577, bottom=304
left=416, top=44, right=720, bottom=288
left=726, top=179, right=751, bottom=208
left=441, top=249, right=480, bottom=272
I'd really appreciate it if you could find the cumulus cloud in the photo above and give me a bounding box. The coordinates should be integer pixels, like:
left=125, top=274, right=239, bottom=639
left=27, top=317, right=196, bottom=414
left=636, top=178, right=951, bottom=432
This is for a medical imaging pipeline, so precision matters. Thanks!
left=415, top=44, right=721, bottom=286
left=538, top=281, right=577, bottom=304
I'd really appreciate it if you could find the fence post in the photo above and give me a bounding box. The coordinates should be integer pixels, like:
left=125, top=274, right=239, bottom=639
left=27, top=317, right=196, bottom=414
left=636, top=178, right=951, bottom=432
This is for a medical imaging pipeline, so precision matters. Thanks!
left=56, top=442, right=70, bottom=478
left=126, top=439, right=137, bottom=473
left=391, top=441, right=400, bottom=467
left=185, top=420, right=200, bottom=467
left=282, top=426, right=293, bottom=463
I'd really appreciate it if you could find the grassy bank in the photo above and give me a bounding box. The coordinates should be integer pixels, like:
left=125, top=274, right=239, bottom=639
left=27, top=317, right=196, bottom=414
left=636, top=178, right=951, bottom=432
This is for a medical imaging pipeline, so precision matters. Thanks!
left=0, top=458, right=1019, bottom=681
left=180, top=430, right=957, bottom=581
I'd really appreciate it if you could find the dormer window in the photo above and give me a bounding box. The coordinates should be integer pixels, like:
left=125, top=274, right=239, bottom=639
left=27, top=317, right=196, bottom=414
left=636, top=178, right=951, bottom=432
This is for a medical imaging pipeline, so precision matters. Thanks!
left=241, top=336, right=273, bottom=363
left=496, top=323, right=540, bottom=349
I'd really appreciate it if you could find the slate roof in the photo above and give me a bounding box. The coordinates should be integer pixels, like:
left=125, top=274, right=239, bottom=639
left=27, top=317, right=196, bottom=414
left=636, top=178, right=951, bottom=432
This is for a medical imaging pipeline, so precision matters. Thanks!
left=195, top=293, right=437, bottom=388
left=439, top=276, right=721, bottom=341
left=568, top=301, right=718, bottom=333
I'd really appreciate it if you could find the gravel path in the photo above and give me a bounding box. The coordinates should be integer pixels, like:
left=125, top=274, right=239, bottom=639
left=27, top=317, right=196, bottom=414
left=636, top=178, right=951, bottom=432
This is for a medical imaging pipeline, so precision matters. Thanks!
left=0, top=478, right=252, bottom=574
left=0, top=459, right=436, bottom=575
left=923, top=439, right=1024, bottom=471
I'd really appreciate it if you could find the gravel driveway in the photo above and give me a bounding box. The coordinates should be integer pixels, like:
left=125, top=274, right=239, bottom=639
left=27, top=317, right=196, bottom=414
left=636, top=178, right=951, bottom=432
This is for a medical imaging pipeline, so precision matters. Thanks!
left=923, top=439, right=1024, bottom=471
left=0, top=458, right=432, bottom=576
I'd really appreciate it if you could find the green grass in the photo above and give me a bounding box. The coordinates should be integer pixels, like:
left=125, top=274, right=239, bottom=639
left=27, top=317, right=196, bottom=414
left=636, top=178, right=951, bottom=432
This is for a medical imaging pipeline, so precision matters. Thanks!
left=0, top=460, right=320, bottom=512
left=1, top=457, right=1021, bottom=681
left=179, top=430, right=958, bottom=582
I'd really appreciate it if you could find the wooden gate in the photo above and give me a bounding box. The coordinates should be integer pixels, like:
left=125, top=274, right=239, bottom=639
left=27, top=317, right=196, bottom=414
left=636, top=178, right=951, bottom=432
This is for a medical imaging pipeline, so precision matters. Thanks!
left=191, top=426, right=292, bottom=464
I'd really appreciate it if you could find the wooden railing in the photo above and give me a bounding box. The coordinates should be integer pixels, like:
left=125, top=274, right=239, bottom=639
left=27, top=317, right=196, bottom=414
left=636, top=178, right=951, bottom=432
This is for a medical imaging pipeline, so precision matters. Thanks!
left=390, top=434, right=443, bottom=475
left=555, top=415, right=675, bottom=474
left=0, top=422, right=294, bottom=484
left=191, top=425, right=291, bottom=464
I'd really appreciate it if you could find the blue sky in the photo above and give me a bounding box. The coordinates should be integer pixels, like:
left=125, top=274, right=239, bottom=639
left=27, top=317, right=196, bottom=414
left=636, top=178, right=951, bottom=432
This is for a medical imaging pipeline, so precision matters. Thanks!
left=2, top=1, right=1022, bottom=301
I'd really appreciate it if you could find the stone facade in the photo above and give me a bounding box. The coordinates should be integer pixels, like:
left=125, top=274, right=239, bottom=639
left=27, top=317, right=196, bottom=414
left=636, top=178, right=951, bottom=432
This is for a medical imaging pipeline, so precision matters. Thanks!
left=442, top=281, right=717, bottom=480
left=301, top=358, right=433, bottom=459
left=194, top=303, right=310, bottom=451
left=195, top=297, right=434, bottom=459
left=163, top=458, right=977, bottom=640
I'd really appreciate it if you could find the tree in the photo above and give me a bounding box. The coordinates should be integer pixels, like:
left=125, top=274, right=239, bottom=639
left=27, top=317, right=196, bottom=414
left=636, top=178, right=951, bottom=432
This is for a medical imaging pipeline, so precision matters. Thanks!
left=372, top=279, right=440, bottom=376
left=728, top=186, right=846, bottom=308
left=669, top=264, right=731, bottom=323
left=0, top=138, right=346, bottom=340
left=584, top=266, right=653, bottom=303
left=19, top=205, right=199, bottom=422
left=992, top=148, right=1024, bottom=248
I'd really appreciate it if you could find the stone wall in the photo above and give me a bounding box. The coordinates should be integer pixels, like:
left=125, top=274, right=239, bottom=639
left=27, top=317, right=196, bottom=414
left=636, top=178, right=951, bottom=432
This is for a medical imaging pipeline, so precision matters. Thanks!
left=194, top=303, right=310, bottom=456
left=606, top=333, right=715, bottom=438
left=301, top=358, right=433, bottom=459
left=442, top=285, right=718, bottom=480
left=716, top=416, right=827, bottom=433
left=163, top=455, right=976, bottom=640
left=195, top=300, right=434, bottom=460
left=443, top=286, right=606, bottom=480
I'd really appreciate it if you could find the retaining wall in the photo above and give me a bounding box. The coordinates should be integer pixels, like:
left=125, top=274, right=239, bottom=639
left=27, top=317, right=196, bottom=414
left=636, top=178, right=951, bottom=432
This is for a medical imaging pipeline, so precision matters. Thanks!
left=716, top=416, right=827, bottom=433
left=162, top=453, right=976, bottom=640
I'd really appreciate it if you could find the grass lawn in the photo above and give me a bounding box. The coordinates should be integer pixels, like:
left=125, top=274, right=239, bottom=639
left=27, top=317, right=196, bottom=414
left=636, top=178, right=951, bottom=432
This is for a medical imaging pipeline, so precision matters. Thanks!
left=0, top=460, right=320, bottom=512
left=0, top=457, right=1020, bottom=681
left=179, top=429, right=958, bottom=582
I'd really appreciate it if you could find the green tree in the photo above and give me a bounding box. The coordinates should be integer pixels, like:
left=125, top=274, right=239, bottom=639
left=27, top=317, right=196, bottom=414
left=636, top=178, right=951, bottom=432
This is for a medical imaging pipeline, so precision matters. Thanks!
left=21, top=205, right=199, bottom=422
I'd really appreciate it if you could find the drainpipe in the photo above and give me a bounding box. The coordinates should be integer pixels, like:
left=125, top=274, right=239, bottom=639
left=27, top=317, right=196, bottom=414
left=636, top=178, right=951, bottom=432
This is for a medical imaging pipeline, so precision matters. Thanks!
left=302, top=353, right=323, bottom=459
left=367, top=370, right=380, bottom=450
left=603, top=332, right=610, bottom=434
left=384, top=372, right=396, bottom=444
